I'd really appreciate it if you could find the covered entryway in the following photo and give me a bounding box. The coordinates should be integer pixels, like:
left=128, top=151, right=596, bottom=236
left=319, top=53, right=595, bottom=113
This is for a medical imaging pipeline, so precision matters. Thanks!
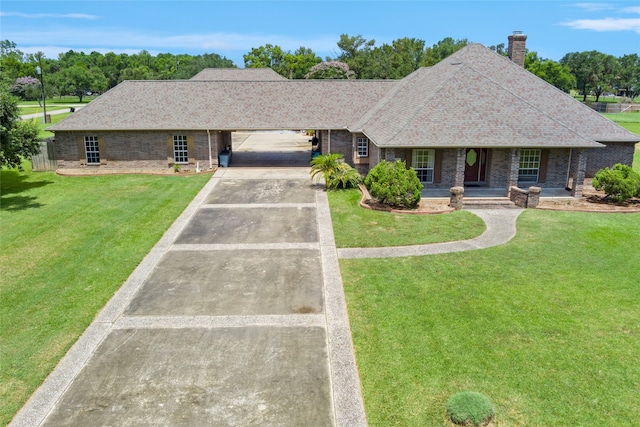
left=464, top=148, right=488, bottom=185
left=228, top=131, right=313, bottom=167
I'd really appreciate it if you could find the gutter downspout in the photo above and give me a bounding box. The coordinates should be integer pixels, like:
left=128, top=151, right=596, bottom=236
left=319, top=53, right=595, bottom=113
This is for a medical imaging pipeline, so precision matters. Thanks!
left=328, top=129, right=331, bottom=153
left=206, top=129, right=213, bottom=170
left=565, top=148, right=573, bottom=191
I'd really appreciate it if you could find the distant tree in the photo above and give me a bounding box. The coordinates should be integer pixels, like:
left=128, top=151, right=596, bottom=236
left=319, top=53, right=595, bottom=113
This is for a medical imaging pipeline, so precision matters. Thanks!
left=305, top=61, right=354, bottom=79
left=244, top=44, right=286, bottom=75
left=10, top=76, right=40, bottom=100
left=561, top=51, right=621, bottom=102
left=283, top=47, right=322, bottom=79
left=362, top=37, right=426, bottom=79
left=0, top=84, right=41, bottom=169
left=336, top=34, right=375, bottom=78
left=56, top=63, right=108, bottom=101
left=391, top=37, right=426, bottom=77
left=362, top=44, right=396, bottom=79
left=617, top=54, right=639, bottom=100
left=525, top=52, right=575, bottom=93
left=421, top=37, right=469, bottom=66
left=0, top=40, right=30, bottom=83
left=489, top=43, right=507, bottom=56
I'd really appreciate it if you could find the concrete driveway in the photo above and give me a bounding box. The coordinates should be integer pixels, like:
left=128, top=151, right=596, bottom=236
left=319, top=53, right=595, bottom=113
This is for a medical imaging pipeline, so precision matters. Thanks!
left=11, top=167, right=366, bottom=427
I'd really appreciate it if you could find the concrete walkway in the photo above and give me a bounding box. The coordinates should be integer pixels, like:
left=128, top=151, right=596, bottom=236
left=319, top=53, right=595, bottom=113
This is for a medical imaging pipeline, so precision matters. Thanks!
left=10, top=167, right=366, bottom=427
left=338, top=208, right=523, bottom=259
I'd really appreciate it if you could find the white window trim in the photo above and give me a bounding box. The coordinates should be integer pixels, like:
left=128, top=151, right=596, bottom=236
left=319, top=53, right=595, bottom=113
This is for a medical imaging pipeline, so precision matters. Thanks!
left=412, top=148, right=435, bottom=184
left=519, top=149, right=541, bottom=182
left=356, top=137, right=369, bottom=157
left=173, top=135, right=189, bottom=164
left=84, top=136, right=100, bottom=165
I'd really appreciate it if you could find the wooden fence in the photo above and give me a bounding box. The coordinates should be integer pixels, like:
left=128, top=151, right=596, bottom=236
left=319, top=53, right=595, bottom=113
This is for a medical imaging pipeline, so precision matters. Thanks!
left=586, top=102, right=640, bottom=113
left=31, top=138, right=57, bottom=171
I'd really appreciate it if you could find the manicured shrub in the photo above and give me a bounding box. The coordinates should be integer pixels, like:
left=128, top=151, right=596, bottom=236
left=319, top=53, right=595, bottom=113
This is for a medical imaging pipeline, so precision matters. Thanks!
left=446, top=391, right=494, bottom=427
left=364, top=160, right=423, bottom=209
left=592, top=163, right=640, bottom=202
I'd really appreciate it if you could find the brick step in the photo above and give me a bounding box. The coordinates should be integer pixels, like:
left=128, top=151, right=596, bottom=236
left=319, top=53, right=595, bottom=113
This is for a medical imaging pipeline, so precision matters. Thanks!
left=462, top=198, right=518, bottom=208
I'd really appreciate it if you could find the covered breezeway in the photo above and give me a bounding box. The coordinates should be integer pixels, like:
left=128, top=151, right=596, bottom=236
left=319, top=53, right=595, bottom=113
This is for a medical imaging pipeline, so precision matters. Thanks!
left=228, top=130, right=316, bottom=167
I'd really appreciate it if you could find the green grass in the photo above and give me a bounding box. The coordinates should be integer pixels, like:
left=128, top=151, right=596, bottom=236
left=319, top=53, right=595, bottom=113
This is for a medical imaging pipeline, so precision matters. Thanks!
left=0, top=164, right=211, bottom=425
left=327, top=189, right=485, bottom=248
left=602, top=112, right=640, bottom=136
left=20, top=113, right=72, bottom=139
left=341, top=209, right=640, bottom=426
left=600, top=113, right=640, bottom=172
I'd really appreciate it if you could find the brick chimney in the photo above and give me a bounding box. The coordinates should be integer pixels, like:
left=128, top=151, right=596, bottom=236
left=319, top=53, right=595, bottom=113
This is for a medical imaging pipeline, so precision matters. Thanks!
left=508, top=31, right=527, bottom=67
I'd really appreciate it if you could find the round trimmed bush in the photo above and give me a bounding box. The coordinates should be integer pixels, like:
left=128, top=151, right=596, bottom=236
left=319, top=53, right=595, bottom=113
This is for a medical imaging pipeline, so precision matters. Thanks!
left=592, top=163, right=640, bottom=202
left=446, top=391, right=494, bottom=426
left=364, top=160, right=423, bottom=209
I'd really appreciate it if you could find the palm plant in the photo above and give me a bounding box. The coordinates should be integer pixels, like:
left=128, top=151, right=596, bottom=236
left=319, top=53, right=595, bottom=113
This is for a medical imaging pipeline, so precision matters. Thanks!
left=310, top=153, right=344, bottom=185
left=327, top=162, right=362, bottom=189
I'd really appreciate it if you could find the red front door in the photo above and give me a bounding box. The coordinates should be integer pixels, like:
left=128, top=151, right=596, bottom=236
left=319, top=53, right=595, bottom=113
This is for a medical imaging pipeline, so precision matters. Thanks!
left=464, top=148, right=488, bottom=183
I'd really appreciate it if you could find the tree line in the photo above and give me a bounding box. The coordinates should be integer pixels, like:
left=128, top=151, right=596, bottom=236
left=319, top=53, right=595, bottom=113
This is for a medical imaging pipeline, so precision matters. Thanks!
left=1, top=35, right=638, bottom=103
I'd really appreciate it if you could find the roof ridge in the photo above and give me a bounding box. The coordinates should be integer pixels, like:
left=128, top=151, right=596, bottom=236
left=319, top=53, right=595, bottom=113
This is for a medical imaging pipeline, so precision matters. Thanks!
left=383, top=63, right=467, bottom=146
left=351, top=74, right=415, bottom=133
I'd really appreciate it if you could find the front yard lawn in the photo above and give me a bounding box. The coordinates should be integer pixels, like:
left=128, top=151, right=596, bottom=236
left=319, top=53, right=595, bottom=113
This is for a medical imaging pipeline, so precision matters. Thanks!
left=328, top=189, right=484, bottom=248
left=0, top=165, right=211, bottom=425
left=341, top=209, right=640, bottom=426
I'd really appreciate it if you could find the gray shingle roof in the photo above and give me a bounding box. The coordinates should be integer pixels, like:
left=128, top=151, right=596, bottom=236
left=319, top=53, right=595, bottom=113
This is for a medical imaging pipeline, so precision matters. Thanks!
left=49, top=44, right=639, bottom=148
left=49, top=79, right=394, bottom=131
left=190, top=68, right=286, bottom=81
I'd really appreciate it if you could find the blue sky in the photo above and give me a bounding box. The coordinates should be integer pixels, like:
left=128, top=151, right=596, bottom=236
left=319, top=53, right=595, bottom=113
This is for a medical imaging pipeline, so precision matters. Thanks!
left=1, top=1, right=639, bottom=67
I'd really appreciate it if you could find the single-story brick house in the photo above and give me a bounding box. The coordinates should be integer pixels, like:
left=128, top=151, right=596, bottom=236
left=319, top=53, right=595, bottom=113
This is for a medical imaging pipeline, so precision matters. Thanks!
left=49, top=34, right=638, bottom=197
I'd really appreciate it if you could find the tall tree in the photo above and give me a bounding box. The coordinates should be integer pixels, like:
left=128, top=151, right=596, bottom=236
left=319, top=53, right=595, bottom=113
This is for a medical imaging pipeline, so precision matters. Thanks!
left=0, top=83, right=41, bottom=169
left=617, top=54, right=639, bottom=100
left=525, top=52, right=575, bottom=93
left=561, top=51, right=621, bottom=102
left=283, top=47, right=322, bottom=79
left=243, top=44, right=286, bottom=75
left=421, top=37, right=469, bottom=66
left=56, top=63, right=108, bottom=101
left=336, top=34, right=375, bottom=78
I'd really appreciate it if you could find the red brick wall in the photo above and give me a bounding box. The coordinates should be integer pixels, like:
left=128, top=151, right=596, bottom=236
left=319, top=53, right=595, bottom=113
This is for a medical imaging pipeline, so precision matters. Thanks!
left=54, top=130, right=224, bottom=171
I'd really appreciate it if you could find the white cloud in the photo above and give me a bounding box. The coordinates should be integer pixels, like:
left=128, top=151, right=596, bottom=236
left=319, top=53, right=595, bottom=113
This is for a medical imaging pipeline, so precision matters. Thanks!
left=572, top=3, right=616, bottom=12
left=562, top=18, right=640, bottom=33
left=563, top=3, right=640, bottom=33
left=0, top=11, right=99, bottom=20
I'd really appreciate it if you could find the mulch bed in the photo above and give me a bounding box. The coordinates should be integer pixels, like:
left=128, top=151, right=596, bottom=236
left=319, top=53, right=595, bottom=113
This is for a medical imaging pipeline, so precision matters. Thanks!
left=537, top=190, right=640, bottom=213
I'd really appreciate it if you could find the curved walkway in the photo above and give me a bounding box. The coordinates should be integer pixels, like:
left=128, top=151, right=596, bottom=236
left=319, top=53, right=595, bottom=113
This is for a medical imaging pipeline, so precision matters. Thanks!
left=337, top=208, right=523, bottom=259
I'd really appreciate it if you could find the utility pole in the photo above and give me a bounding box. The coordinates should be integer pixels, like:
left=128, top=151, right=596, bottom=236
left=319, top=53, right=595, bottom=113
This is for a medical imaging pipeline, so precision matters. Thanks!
left=36, top=54, right=47, bottom=124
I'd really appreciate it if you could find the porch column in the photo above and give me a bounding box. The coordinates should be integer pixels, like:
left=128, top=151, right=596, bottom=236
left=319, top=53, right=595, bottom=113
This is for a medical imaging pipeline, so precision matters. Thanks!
left=571, top=148, right=587, bottom=197
left=454, top=148, right=466, bottom=187
left=506, top=148, right=520, bottom=196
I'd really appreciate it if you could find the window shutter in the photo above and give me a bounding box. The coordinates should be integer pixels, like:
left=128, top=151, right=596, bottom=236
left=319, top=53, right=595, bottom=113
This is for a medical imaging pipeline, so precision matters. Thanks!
left=433, top=149, right=443, bottom=183
left=166, top=136, right=174, bottom=164
left=98, top=137, right=107, bottom=165
left=187, top=136, right=195, bottom=164
left=77, top=137, right=86, bottom=165
left=538, top=149, right=549, bottom=183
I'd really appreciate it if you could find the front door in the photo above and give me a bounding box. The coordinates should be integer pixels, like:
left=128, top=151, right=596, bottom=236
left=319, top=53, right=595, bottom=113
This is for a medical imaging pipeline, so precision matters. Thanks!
left=464, top=148, right=488, bottom=184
